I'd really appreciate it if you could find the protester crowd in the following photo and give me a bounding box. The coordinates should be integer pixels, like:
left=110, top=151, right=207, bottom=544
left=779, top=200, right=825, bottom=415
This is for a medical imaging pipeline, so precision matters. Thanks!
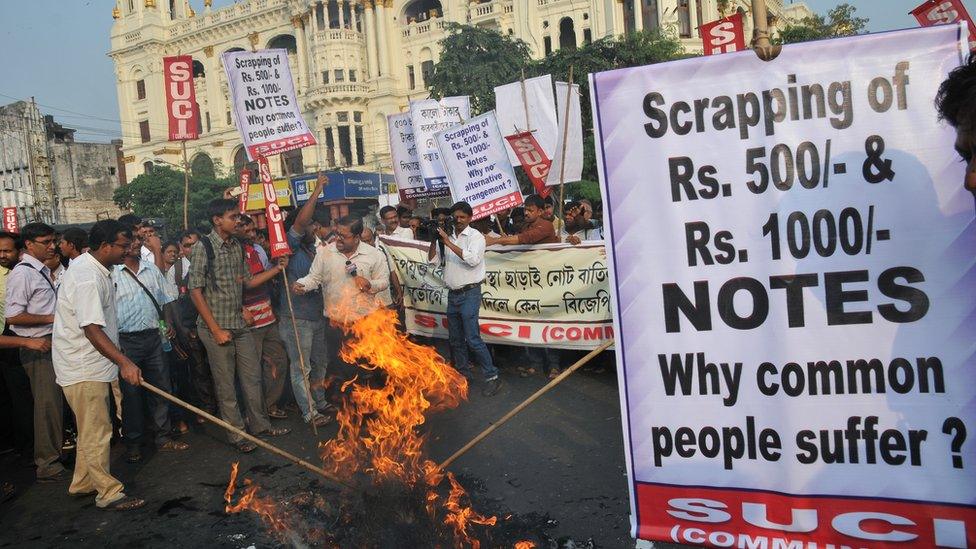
left=0, top=169, right=607, bottom=512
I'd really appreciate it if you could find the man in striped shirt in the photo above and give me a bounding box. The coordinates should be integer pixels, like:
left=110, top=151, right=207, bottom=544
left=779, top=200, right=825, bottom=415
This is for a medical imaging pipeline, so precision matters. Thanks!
left=114, top=230, right=189, bottom=463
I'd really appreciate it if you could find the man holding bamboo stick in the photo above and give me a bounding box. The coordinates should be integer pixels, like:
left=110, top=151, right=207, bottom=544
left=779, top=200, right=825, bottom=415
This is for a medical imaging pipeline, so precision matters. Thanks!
left=52, top=219, right=145, bottom=511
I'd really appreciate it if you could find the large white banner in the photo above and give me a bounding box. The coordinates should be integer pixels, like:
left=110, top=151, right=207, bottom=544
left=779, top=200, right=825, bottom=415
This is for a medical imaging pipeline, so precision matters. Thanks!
left=546, top=81, right=584, bottom=186
left=435, top=112, right=523, bottom=220
left=410, top=97, right=471, bottom=199
left=387, top=113, right=427, bottom=200
left=592, top=25, right=975, bottom=547
left=380, top=237, right=613, bottom=350
left=222, top=49, right=316, bottom=161
left=495, top=74, right=559, bottom=165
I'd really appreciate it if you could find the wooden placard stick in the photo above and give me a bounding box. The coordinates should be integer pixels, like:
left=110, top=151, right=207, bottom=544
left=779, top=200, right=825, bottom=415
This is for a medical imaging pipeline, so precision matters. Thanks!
left=437, top=339, right=613, bottom=470
left=556, top=66, right=574, bottom=226
left=141, top=381, right=352, bottom=489
left=281, top=267, right=320, bottom=435
left=519, top=68, right=532, bottom=133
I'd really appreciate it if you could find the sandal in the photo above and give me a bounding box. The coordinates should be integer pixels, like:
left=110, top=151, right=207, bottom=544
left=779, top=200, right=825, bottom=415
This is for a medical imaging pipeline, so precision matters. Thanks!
left=99, top=495, right=146, bottom=511
left=174, top=421, right=190, bottom=435
left=235, top=440, right=256, bottom=453
left=259, top=427, right=291, bottom=438
left=268, top=407, right=288, bottom=420
left=311, top=415, right=333, bottom=428
left=317, top=403, right=338, bottom=415
left=519, top=367, right=537, bottom=378
left=159, top=440, right=190, bottom=452
left=548, top=368, right=562, bottom=380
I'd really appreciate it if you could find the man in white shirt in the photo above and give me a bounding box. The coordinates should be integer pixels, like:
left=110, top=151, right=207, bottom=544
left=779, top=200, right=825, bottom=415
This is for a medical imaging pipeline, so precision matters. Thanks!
left=378, top=205, right=414, bottom=240
left=427, top=201, right=501, bottom=397
left=53, top=219, right=145, bottom=511
left=294, top=215, right=390, bottom=325
left=294, top=215, right=390, bottom=382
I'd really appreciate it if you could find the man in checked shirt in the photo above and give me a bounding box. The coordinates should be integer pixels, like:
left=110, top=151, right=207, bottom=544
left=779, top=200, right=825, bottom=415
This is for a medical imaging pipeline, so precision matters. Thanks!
left=188, top=199, right=291, bottom=453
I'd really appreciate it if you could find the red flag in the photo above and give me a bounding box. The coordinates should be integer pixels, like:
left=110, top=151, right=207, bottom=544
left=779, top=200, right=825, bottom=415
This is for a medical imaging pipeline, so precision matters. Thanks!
left=911, top=0, right=976, bottom=51
left=700, top=13, right=746, bottom=56
left=2, top=207, right=18, bottom=233
left=256, top=157, right=291, bottom=258
left=164, top=55, right=199, bottom=141
left=237, top=168, right=251, bottom=213
left=504, top=132, right=552, bottom=198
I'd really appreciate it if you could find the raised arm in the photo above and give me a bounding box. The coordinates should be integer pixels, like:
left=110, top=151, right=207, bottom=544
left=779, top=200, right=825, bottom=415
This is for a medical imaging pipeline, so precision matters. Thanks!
left=291, top=172, right=329, bottom=237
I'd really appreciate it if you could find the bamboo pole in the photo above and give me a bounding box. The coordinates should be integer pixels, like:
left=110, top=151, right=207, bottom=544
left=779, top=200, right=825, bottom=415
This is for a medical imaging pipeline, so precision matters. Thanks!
left=281, top=267, right=320, bottom=435
left=181, top=140, right=190, bottom=230
left=437, top=339, right=613, bottom=470
left=141, top=381, right=353, bottom=489
left=556, top=66, right=574, bottom=228
left=750, top=0, right=780, bottom=61
left=519, top=68, right=531, bottom=133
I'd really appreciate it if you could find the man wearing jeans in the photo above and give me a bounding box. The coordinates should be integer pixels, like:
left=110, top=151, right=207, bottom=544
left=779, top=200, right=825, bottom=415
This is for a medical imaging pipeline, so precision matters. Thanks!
left=188, top=199, right=291, bottom=453
left=428, top=201, right=501, bottom=397
left=114, top=233, right=188, bottom=462
left=280, top=174, right=331, bottom=427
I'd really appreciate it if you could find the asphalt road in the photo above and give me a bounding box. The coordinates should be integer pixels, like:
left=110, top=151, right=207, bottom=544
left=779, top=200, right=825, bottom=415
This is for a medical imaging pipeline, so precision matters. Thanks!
left=0, top=347, right=683, bottom=549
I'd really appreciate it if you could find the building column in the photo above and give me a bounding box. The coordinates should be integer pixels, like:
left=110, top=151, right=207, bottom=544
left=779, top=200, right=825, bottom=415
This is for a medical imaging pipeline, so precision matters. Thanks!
left=351, top=3, right=360, bottom=32
left=328, top=126, right=339, bottom=166
left=613, top=0, right=625, bottom=35
left=338, top=0, right=346, bottom=28
left=375, top=0, right=390, bottom=77
left=350, top=126, right=360, bottom=166
left=634, top=0, right=644, bottom=32
left=293, top=17, right=309, bottom=92
left=365, top=1, right=378, bottom=79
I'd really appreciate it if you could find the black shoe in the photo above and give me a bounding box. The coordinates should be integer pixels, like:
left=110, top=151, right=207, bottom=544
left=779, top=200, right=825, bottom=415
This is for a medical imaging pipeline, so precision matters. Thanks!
left=481, top=378, right=503, bottom=397
left=124, top=446, right=142, bottom=463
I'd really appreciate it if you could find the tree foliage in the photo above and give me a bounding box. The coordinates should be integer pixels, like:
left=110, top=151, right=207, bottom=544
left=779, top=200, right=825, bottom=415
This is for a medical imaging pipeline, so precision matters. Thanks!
left=430, top=26, right=684, bottom=198
left=779, top=3, right=868, bottom=44
left=426, top=23, right=533, bottom=114
left=113, top=166, right=236, bottom=233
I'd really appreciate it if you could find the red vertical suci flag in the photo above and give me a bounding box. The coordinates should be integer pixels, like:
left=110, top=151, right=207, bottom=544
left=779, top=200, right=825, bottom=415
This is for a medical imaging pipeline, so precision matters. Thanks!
left=163, top=55, right=200, bottom=141
left=256, top=157, right=291, bottom=258
left=238, top=168, right=251, bottom=213
left=505, top=132, right=552, bottom=198
left=2, top=207, right=18, bottom=233
left=911, top=0, right=976, bottom=51
left=700, top=12, right=747, bottom=56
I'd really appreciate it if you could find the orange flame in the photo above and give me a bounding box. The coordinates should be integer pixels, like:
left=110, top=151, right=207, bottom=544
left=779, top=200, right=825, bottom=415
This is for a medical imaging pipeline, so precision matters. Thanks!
left=225, top=302, right=497, bottom=546
left=322, top=306, right=496, bottom=545
left=514, top=542, right=537, bottom=549
left=322, top=307, right=469, bottom=484
left=224, top=461, right=289, bottom=532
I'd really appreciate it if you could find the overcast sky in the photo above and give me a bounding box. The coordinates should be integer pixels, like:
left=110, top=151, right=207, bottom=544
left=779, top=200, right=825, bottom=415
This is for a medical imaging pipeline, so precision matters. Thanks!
left=0, top=0, right=951, bottom=143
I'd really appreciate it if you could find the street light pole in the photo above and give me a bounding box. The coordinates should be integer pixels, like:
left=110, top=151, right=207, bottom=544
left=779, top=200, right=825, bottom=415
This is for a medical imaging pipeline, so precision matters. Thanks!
left=181, top=140, right=190, bottom=230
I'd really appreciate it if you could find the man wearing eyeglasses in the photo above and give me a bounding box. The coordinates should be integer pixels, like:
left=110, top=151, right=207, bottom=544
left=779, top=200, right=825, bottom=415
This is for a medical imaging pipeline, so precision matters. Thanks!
left=293, top=214, right=390, bottom=381
left=4, top=222, right=67, bottom=482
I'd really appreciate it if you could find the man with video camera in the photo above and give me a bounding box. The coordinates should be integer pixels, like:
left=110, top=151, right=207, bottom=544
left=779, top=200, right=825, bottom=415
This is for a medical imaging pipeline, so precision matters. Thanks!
left=428, top=201, right=501, bottom=397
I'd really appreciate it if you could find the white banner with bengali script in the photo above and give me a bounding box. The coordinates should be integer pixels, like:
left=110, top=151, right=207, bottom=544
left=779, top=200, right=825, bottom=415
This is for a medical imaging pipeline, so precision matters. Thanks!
left=379, top=236, right=613, bottom=350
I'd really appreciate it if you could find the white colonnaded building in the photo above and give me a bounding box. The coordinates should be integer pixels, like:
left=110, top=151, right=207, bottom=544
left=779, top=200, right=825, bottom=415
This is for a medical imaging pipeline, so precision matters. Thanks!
left=110, top=0, right=812, bottom=183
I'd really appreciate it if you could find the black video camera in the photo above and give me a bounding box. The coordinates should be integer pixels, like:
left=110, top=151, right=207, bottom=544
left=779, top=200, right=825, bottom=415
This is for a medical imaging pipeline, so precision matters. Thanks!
left=416, top=216, right=455, bottom=243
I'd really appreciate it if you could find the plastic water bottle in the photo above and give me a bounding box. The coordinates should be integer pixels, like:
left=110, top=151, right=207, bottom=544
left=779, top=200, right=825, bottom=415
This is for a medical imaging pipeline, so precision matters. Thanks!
left=158, top=319, right=172, bottom=352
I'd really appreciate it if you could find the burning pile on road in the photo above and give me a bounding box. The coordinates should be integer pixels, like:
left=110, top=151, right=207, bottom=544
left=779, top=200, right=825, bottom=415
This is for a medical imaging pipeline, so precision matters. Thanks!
left=224, top=306, right=505, bottom=547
